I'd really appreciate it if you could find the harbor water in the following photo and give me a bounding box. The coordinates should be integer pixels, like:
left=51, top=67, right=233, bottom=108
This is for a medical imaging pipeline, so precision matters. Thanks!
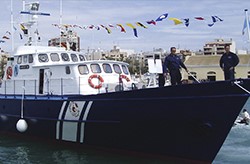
left=213, top=124, right=250, bottom=164
left=0, top=125, right=250, bottom=164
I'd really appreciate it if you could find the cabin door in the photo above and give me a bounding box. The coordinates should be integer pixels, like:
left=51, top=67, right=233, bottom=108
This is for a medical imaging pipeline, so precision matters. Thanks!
left=39, top=69, right=51, bottom=94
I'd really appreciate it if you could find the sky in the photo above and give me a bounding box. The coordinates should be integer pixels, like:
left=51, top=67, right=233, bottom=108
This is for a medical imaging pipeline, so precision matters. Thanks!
left=0, top=0, right=250, bottom=53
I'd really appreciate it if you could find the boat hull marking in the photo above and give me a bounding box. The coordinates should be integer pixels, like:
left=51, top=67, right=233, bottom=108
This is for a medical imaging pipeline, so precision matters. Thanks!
left=56, top=101, right=93, bottom=142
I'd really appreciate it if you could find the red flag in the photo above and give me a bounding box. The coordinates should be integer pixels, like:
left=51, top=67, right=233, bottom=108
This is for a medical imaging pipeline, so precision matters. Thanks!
left=195, top=17, right=205, bottom=20
left=2, top=36, right=10, bottom=39
left=146, top=20, right=156, bottom=25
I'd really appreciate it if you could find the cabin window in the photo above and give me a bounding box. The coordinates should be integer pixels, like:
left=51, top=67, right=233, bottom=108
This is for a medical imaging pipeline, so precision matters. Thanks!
left=90, top=64, right=101, bottom=73
left=23, top=55, right=28, bottom=63
left=71, top=54, right=78, bottom=62
left=38, top=53, right=49, bottom=62
left=102, top=63, right=112, bottom=73
left=65, top=66, right=71, bottom=74
left=79, top=54, right=85, bottom=61
left=50, top=53, right=60, bottom=62
left=122, top=65, right=129, bottom=75
left=78, top=65, right=89, bottom=75
left=61, top=53, right=70, bottom=61
left=28, top=54, right=33, bottom=63
left=113, top=64, right=122, bottom=74
left=17, top=56, right=22, bottom=64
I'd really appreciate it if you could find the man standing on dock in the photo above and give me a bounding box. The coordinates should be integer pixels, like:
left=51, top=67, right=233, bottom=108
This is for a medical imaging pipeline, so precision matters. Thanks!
left=219, top=45, right=239, bottom=80
left=163, top=47, right=188, bottom=85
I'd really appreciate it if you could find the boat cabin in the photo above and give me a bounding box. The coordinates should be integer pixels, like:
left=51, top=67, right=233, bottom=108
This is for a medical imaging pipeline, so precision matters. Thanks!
left=0, top=46, right=134, bottom=95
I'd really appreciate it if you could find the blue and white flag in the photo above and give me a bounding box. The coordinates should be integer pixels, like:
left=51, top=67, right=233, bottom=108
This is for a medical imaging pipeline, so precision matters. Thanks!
left=242, top=18, right=247, bottom=35
left=184, top=18, right=190, bottom=27
left=155, top=13, right=168, bottom=21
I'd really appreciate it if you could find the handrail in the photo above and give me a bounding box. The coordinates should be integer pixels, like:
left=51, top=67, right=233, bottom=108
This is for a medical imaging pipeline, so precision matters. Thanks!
left=234, top=81, right=250, bottom=94
left=0, top=77, right=130, bottom=96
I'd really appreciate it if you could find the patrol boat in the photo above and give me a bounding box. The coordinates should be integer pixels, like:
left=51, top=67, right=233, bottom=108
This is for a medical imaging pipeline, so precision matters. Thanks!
left=0, top=1, right=250, bottom=163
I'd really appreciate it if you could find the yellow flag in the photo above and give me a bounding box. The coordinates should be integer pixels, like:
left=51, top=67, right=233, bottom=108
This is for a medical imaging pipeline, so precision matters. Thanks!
left=169, top=18, right=183, bottom=25
left=126, top=23, right=136, bottom=29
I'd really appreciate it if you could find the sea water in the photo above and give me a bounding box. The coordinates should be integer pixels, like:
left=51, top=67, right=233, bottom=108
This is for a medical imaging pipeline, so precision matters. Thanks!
left=213, top=124, right=250, bottom=164
left=0, top=135, right=169, bottom=164
left=0, top=125, right=249, bottom=164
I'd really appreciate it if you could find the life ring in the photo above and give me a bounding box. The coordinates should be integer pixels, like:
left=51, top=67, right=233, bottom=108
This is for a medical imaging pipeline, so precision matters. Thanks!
left=88, top=74, right=104, bottom=89
left=6, top=66, right=13, bottom=79
left=120, top=74, right=130, bottom=82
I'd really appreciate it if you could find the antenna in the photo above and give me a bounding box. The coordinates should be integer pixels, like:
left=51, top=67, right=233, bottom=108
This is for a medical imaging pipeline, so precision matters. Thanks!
left=20, top=1, right=50, bottom=46
left=60, top=0, right=63, bottom=47
left=10, top=0, right=14, bottom=51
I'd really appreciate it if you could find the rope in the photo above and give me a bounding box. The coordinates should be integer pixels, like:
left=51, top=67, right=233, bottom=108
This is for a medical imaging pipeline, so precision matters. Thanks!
left=234, top=81, right=250, bottom=94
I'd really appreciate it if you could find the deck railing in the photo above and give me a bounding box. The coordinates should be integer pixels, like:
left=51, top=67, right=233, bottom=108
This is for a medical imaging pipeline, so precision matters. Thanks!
left=0, top=77, right=133, bottom=97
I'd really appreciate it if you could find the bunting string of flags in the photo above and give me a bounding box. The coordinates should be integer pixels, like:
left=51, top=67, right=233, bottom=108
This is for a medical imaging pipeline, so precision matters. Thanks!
left=0, top=31, right=11, bottom=43
left=0, top=11, right=230, bottom=45
left=50, top=12, right=223, bottom=38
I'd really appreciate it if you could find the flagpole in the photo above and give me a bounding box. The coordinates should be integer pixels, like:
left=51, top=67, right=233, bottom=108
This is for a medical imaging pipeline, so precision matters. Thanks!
left=10, top=0, right=14, bottom=51
left=60, top=0, right=63, bottom=47
left=245, top=9, right=250, bottom=43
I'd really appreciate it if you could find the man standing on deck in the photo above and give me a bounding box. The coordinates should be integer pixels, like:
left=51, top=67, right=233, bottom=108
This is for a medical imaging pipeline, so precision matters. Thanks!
left=163, top=47, right=188, bottom=85
left=219, top=45, right=239, bottom=80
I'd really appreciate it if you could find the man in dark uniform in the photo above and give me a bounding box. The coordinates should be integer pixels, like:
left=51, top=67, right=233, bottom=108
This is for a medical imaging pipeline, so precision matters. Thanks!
left=219, top=45, right=239, bottom=80
left=163, top=47, right=188, bottom=85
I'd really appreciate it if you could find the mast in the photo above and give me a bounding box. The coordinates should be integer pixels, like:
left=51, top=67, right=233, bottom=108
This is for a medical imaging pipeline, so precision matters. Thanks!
left=244, top=9, right=250, bottom=44
left=10, top=0, right=14, bottom=51
left=60, top=0, right=63, bottom=47
left=20, top=0, right=50, bottom=46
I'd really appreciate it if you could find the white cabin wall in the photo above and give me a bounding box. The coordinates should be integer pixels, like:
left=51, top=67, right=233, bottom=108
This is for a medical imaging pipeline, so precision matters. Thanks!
left=47, top=65, right=79, bottom=95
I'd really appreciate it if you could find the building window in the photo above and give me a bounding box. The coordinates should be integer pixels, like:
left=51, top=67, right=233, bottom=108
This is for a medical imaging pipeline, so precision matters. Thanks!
left=248, top=71, right=250, bottom=78
left=207, top=71, right=216, bottom=81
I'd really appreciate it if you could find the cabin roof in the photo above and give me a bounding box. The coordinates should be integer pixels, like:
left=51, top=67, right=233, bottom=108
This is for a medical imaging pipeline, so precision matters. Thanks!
left=14, top=46, right=74, bottom=55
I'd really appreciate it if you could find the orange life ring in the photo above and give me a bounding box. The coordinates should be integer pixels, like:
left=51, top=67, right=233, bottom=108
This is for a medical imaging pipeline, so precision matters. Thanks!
left=88, top=74, right=104, bottom=89
left=120, top=74, right=130, bottom=82
left=6, top=66, right=13, bottom=79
